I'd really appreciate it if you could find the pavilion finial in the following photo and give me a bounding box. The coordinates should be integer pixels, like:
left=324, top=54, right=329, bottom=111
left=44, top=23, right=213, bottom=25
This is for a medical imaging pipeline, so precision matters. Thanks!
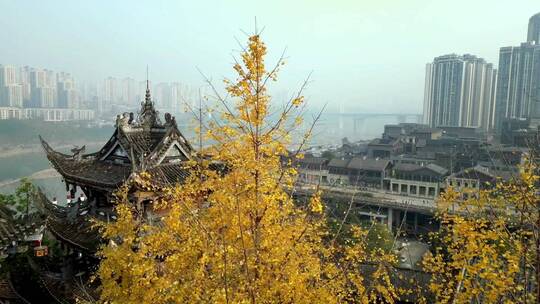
left=145, top=65, right=151, bottom=103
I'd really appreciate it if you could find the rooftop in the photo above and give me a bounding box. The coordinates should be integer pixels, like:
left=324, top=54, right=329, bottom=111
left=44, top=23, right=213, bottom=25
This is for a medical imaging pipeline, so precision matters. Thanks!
left=347, top=158, right=391, bottom=171
left=40, top=85, right=195, bottom=190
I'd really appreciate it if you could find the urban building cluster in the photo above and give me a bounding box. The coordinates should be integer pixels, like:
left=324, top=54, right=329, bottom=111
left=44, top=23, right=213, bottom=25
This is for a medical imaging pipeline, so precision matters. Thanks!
left=423, top=13, right=540, bottom=134
left=295, top=121, right=534, bottom=234
left=0, top=65, right=94, bottom=121
left=98, top=77, right=196, bottom=115
left=0, top=65, right=196, bottom=121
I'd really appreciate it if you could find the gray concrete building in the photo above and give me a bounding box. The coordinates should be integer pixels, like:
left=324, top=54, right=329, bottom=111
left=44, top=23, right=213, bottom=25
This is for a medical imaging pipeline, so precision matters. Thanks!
left=0, top=65, right=23, bottom=107
left=423, top=54, right=497, bottom=130
left=495, top=13, right=540, bottom=131
left=528, top=12, right=540, bottom=43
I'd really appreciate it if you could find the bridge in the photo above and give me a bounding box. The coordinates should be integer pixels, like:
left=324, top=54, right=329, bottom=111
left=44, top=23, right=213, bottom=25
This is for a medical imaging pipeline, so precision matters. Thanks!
left=318, top=113, right=424, bottom=135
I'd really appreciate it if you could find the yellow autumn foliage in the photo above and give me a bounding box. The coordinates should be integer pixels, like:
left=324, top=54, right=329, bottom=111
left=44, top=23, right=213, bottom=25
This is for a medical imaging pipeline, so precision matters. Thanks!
left=424, top=156, right=540, bottom=303
left=95, top=34, right=402, bottom=304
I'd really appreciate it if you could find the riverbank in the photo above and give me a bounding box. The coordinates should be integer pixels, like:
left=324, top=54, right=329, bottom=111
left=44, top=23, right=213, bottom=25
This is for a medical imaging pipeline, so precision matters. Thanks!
left=0, top=168, right=60, bottom=188
left=0, top=141, right=103, bottom=159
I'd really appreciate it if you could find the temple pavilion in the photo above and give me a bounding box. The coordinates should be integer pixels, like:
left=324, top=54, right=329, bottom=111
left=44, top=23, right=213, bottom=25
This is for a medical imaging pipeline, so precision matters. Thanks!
left=34, top=82, right=197, bottom=300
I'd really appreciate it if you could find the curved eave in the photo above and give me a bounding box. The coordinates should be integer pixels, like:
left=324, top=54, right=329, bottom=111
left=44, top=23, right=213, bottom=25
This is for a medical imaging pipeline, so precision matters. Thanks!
left=39, top=135, right=99, bottom=161
left=39, top=136, right=128, bottom=190
left=46, top=218, right=98, bottom=252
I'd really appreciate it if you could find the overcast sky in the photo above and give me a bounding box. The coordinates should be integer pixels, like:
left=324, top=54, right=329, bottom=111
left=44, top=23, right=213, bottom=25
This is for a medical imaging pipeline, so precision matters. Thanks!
left=1, top=0, right=539, bottom=113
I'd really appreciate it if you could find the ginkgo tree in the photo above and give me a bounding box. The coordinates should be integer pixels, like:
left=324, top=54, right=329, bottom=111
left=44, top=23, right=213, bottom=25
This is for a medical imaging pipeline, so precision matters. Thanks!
left=95, top=33, right=404, bottom=304
left=423, top=155, right=540, bottom=304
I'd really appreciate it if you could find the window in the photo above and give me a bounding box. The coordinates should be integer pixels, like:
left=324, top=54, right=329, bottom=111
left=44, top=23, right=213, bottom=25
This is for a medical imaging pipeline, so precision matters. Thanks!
left=419, top=186, right=426, bottom=196
left=428, top=187, right=436, bottom=197
left=392, top=183, right=399, bottom=192
left=410, top=185, right=417, bottom=195
left=401, top=184, right=408, bottom=193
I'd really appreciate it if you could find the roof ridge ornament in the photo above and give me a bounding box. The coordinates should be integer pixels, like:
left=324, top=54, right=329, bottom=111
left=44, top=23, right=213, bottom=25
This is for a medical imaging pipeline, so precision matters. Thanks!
left=145, top=65, right=151, bottom=104
left=137, top=66, right=162, bottom=129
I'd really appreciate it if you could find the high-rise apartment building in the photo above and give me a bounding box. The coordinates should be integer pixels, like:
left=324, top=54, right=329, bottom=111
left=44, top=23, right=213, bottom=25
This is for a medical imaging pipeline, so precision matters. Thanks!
left=423, top=54, right=497, bottom=130
left=170, top=82, right=184, bottom=112
left=120, top=77, right=137, bottom=106
left=19, top=66, right=32, bottom=106
left=103, top=77, right=118, bottom=104
left=0, top=65, right=17, bottom=86
left=528, top=12, right=540, bottom=43
left=0, top=65, right=23, bottom=107
left=494, top=13, right=540, bottom=130
left=30, top=68, right=57, bottom=108
left=154, top=82, right=172, bottom=109
left=0, top=84, right=23, bottom=107
left=57, top=72, right=80, bottom=108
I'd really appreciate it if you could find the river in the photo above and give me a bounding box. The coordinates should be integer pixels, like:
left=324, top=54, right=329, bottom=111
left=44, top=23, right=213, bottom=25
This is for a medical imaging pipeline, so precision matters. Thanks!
left=0, top=113, right=420, bottom=196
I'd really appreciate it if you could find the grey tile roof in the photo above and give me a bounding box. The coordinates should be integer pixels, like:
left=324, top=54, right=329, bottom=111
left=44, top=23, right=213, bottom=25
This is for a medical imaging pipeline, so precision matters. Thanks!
left=299, top=157, right=328, bottom=166
left=425, top=163, right=449, bottom=176
left=393, top=163, right=448, bottom=176
left=347, top=158, right=390, bottom=171
left=327, top=158, right=351, bottom=168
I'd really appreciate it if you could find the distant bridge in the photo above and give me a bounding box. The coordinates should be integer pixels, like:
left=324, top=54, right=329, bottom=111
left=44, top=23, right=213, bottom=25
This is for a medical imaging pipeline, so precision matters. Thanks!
left=320, top=113, right=423, bottom=134
left=324, top=113, right=422, bottom=119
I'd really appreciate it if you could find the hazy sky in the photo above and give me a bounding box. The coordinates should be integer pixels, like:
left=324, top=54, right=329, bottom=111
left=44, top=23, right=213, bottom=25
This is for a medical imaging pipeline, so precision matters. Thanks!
left=1, top=0, right=539, bottom=113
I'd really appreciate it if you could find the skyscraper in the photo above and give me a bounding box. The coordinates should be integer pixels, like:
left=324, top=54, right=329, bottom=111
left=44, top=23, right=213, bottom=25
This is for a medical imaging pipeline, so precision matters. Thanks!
left=423, top=54, right=497, bottom=130
left=57, top=72, right=80, bottom=109
left=0, top=65, right=17, bottom=86
left=494, top=12, right=540, bottom=130
left=120, top=77, right=136, bottom=106
left=154, top=82, right=172, bottom=109
left=102, top=77, right=119, bottom=111
left=30, top=68, right=57, bottom=108
left=19, top=66, right=32, bottom=106
left=528, top=12, right=540, bottom=43
left=0, top=84, right=23, bottom=107
left=0, top=65, right=23, bottom=107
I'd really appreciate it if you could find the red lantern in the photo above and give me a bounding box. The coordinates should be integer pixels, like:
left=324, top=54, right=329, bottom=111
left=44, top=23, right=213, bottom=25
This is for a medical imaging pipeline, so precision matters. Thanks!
left=34, top=245, right=48, bottom=257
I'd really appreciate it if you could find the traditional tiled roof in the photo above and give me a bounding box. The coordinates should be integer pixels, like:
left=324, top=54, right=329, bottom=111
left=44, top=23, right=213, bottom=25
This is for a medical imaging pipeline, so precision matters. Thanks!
left=425, top=163, right=449, bottom=176
left=34, top=189, right=100, bottom=252
left=295, top=157, right=328, bottom=170
left=327, top=158, right=351, bottom=168
left=392, top=163, right=448, bottom=176
left=0, top=204, right=45, bottom=258
left=40, top=88, right=195, bottom=190
left=40, top=138, right=131, bottom=189
left=299, top=157, right=327, bottom=165
left=392, top=163, right=421, bottom=172
left=47, top=216, right=100, bottom=252
left=119, top=128, right=164, bottom=157
left=347, top=158, right=391, bottom=171
left=0, top=278, right=18, bottom=300
left=448, top=165, right=515, bottom=182
left=147, top=163, right=192, bottom=187
left=368, top=138, right=399, bottom=146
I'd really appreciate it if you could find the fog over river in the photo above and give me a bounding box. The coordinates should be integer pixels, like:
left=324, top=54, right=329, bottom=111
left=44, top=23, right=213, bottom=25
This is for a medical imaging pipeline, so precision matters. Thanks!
left=0, top=113, right=419, bottom=198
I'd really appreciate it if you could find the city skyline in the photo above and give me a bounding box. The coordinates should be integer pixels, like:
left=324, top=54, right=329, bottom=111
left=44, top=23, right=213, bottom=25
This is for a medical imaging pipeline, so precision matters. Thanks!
left=423, top=54, right=497, bottom=130
left=0, top=63, right=199, bottom=114
left=423, top=11, right=540, bottom=131
left=1, top=1, right=539, bottom=114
